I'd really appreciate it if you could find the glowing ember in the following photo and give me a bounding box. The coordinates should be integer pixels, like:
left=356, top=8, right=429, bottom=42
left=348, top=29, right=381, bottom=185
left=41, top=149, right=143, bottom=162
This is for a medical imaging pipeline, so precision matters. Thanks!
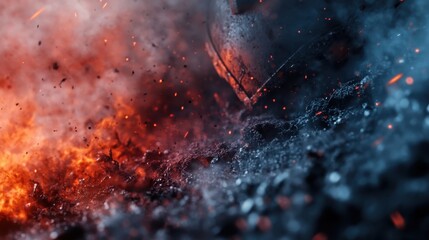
left=387, top=73, right=404, bottom=85
left=0, top=1, right=152, bottom=223
left=29, top=7, right=45, bottom=21
left=0, top=0, right=213, bottom=228
left=312, top=233, right=328, bottom=240
left=390, top=212, right=406, bottom=229
left=405, top=76, right=414, bottom=85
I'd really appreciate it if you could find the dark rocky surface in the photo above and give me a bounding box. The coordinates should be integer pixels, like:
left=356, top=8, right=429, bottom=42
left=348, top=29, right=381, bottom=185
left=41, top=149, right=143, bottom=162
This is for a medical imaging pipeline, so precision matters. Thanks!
left=80, top=72, right=429, bottom=239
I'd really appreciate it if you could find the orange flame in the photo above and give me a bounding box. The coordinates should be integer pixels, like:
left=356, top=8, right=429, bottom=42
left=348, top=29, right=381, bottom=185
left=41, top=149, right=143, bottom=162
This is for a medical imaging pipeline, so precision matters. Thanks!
left=0, top=0, right=214, bottom=228
left=1, top=2, right=152, bottom=223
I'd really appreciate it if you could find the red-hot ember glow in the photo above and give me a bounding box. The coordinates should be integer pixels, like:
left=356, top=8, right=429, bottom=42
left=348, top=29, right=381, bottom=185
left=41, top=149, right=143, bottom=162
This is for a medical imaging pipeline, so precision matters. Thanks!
left=387, top=73, right=404, bottom=85
left=29, top=7, right=45, bottom=21
left=405, top=76, right=414, bottom=85
left=1, top=2, right=148, bottom=223
left=390, top=212, right=406, bottom=229
left=0, top=0, right=216, bottom=230
left=312, top=233, right=328, bottom=240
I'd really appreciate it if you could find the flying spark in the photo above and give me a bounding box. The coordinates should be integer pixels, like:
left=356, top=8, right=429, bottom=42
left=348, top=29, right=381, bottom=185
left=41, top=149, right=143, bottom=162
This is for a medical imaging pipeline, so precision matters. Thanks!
left=387, top=73, right=404, bottom=85
left=390, top=212, right=406, bottom=230
left=29, top=7, right=45, bottom=21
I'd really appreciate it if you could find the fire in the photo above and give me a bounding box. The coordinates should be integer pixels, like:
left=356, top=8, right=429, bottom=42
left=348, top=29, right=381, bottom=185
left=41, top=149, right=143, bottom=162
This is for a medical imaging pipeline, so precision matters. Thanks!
left=0, top=1, right=167, bottom=225
left=0, top=1, right=215, bottom=232
left=0, top=88, right=147, bottom=222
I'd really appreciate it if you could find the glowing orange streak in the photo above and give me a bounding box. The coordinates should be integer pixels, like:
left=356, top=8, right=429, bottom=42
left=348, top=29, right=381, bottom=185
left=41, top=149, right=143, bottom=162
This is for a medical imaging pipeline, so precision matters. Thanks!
left=387, top=73, right=403, bottom=85
left=390, top=212, right=406, bottom=229
left=29, top=7, right=45, bottom=21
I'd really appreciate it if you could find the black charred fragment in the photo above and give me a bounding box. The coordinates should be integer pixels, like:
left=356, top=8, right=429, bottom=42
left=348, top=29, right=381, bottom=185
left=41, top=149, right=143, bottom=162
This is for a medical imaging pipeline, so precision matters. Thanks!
left=30, top=180, right=52, bottom=208
left=52, top=62, right=60, bottom=70
left=117, top=140, right=145, bottom=159
left=95, top=149, right=151, bottom=191
left=97, top=149, right=120, bottom=172
left=59, top=78, right=67, bottom=88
